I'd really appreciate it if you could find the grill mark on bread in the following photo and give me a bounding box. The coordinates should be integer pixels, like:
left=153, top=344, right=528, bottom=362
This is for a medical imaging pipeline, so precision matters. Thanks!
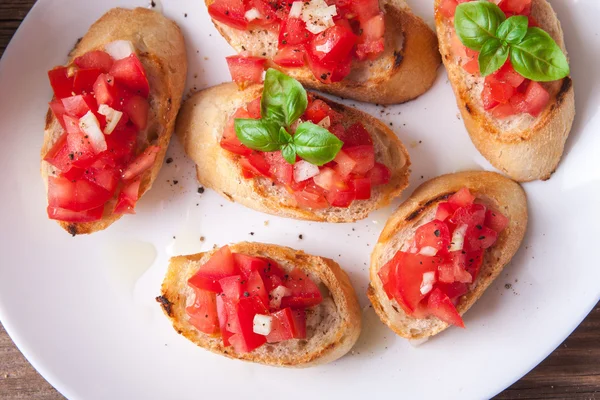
left=465, top=103, right=472, bottom=115
left=393, top=50, right=404, bottom=69
left=67, top=224, right=78, bottom=236
left=405, top=192, right=453, bottom=221
left=156, top=295, right=173, bottom=317
left=556, top=77, right=572, bottom=105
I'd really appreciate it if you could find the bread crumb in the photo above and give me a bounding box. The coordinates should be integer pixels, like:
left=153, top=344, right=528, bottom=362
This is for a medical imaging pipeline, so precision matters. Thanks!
left=264, top=220, right=269, bottom=226
left=200, top=236, right=205, bottom=242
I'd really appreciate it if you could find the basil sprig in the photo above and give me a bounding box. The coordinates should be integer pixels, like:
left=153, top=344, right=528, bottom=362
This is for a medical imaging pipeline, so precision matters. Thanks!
left=234, top=69, right=342, bottom=166
left=454, top=1, right=569, bottom=81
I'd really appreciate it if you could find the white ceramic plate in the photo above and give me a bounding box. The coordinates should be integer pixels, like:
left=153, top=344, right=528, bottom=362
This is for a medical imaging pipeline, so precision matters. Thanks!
left=0, top=0, right=598, bottom=398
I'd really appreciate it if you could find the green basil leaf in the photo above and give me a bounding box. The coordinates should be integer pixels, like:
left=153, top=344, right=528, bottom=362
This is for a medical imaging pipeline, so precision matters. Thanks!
left=510, top=27, right=570, bottom=82
left=234, top=118, right=285, bottom=152
left=278, top=127, right=292, bottom=145
left=261, top=69, right=308, bottom=126
left=454, top=1, right=506, bottom=51
left=478, top=38, right=509, bottom=76
left=496, top=15, right=528, bottom=44
left=281, top=144, right=297, bottom=165
left=293, top=122, right=343, bottom=166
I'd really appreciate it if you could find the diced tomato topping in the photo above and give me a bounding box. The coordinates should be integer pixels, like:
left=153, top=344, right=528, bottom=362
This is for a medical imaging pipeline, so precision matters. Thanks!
left=448, top=188, right=475, bottom=208
left=47, top=176, right=112, bottom=212
left=49, top=99, right=68, bottom=130
left=350, top=177, right=372, bottom=200
left=344, top=145, right=375, bottom=175
left=227, top=297, right=269, bottom=353
left=281, top=268, right=323, bottom=309
left=449, top=203, right=486, bottom=227
left=48, top=67, right=74, bottom=99
left=274, top=45, right=306, bottom=68
left=74, top=50, right=114, bottom=72
left=303, top=99, right=341, bottom=125
left=73, top=68, right=103, bottom=94
left=43, top=133, right=73, bottom=173
left=93, top=74, right=117, bottom=106
left=350, top=0, right=381, bottom=21
left=523, top=81, right=550, bottom=117
left=326, top=184, right=356, bottom=208
left=464, top=250, right=484, bottom=281
left=113, top=176, right=142, bottom=214
left=466, top=225, right=498, bottom=251
left=436, top=282, right=469, bottom=300
left=247, top=270, right=270, bottom=307
left=266, top=307, right=306, bottom=343
left=109, top=54, right=150, bottom=97
left=226, top=56, right=266, bottom=88
left=494, top=61, right=525, bottom=88
left=188, top=245, right=238, bottom=292
left=47, top=205, right=104, bottom=222
left=462, top=58, right=480, bottom=75
left=246, top=97, right=262, bottom=119
left=121, top=145, right=159, bottom=180
left=279, top=17, right=310, bottom=46
left=240, top=152, right=271, bottom=179
left=341, top=122, right=373, bottom=147
left=427, top=288, right=465, bottom=328
left=62, top=94, right=97, bottom=118
left=438, top=0, right=459, bottom=18
left=219, top=275, right=245, bottom=301
left=435, top=202, right=455, bottom=222
left=264, top=151, right=293, bottom=185
left=294, top=189, right=329, bottom=209
left=310, top=25, right=357, bottom=65
left=366, top=163, right=391, bottom=186
left=208, top=0, right=249, bottom=30
left=485, top=209, right=509, bottom=232
left=498, top=0, right=532, bottom=16
left=220, top=108, right=253, bottom=156
left=123, top=95, right=149, bottom=130
left=415, top=220, right=451, bottom=253
left=333, top=150, right=356, bottom=179
left=186, top=288, right=219, bottom=335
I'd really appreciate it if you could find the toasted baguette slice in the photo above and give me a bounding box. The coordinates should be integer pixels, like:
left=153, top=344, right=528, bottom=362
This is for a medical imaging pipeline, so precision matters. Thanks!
left=206, top=0, right=441, bottom=104
left=157, top=242, right=361, bottom=367
left=367, top=171, right=527, bottom=340
left=175, top=82, right=411, bottom=222
left=434, top=0, right=575, bottom=182
left=41, top=8, right=187, bottom=235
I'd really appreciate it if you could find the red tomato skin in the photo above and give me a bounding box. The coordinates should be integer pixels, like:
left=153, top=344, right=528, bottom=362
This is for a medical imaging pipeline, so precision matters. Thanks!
left=427, top=288, right=465, bottom=328
left=415, top=220, right=451, bottom=253
left=233, top=254, right=268, bottom=279
left=274, top=45, right=306, bottom=67
left=47, top=205, right=104, bottom=222
left=264, top=151, right=293, bottom=185
left=281, top=268, right=323, bottom=309
left=449, top=203, right=486, bottom=227
left=123, top=95, right=149, bottom=130
left=48, top=67, right=74, bottom=99
left=93, top=74, right=117, bottom=107
left=216, top=295, right=235, bottom=346
left=499, top=0, right=532, bottom=15
left=485, top=209, right=509, bottom=232
left=350, top=177, right=371, bottom=200
left=246, top=97, right=262, bottom=119
left=74, top=51, right=114, bottom=72
left=109, top=54, right=150, bottom=97
left=310, top=25, right=357, bottom=65
left=219, top=275, right=245, bottom=301
left=226, top=56, right=266, bottom=87
left=47, top=176, right=111, bottom=212
left=466, top=225, right=498, bottom=251
left=188, top=245, right=239, bottom=292
left=246, top=270, right=269, bottom=307
left=227, top=296, right=268, bottom=353
left=220, top=108, right=253, bottom=156
left=186, top=288, right=219, bottom=335
left=366, top=163, right=391, bottom=186
left=448, top=188, right=475, bottom=208
left=494, top=61, right=525, bottom=88
left=524, top=81, right=550, bottom=117
left=438, top=0, right=459, bottom=18
left=62, top=94, right=97, bottom=118
left=294, top=190, right=329, bottom=210
left=266, top=308, right=296, bottom=343
left=240, top=152, right=272, bottom=179
left=303, top=99, right=341, bottom=125
left=464, top=250, right=484, bottom=281
left=435, top=202, right=455, bottom=221
left=344, top=145, right=375, bottom=175
left=340, top=122, right=373, bottom=147
left=43, top=133, right=73, bottom=173
left=73, top=68, right=103, bottom=94
left=208, top=0, right=248, bottom=30
left=279, top=17, right=310, bottom=46
left=436, top=281, right=469, bottom=300
left=49, top=99, right=68, bottom=130
left=113, top=176, right=142, bottom=214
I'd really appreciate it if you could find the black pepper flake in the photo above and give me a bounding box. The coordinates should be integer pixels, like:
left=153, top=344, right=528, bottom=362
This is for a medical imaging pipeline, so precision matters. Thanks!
left=198, top=187, right=205, bottom=194
left=434, top=229, right=441, bottom=237
left=299, top=234, right=303, bottom=239
left=173, top=180, right=178, bottom=185
left=476, top=224, right=482, bottom=230
left=478, top=235, right=485, bottom=240
left=166, top=157, right=173, bottom=164
left=150, top=0, right=156, bottom=7
left=250, top=232, right=254, bottom=236
left=243, top=291, right=250, bottom=297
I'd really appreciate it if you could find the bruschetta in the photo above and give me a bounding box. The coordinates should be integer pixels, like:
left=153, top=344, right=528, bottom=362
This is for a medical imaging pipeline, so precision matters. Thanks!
left=41, top=8, right=187, bottom=235
left=176, top=69, right=411, bottom=222
left=367, top=171, right=527, bottom=340
left=206, top=0, right=441, bottom=104
left=435, top=0, right=575, bottom=182
left=157, top=242, right=361, bottom=367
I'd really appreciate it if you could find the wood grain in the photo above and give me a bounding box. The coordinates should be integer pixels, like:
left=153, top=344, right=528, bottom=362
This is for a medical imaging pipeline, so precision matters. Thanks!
left=0, top=1, right=598, bottom=399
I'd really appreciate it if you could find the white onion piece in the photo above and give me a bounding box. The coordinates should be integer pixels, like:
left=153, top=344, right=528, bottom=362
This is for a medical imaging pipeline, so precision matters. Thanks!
left=315, top=41, right=334, bottom=54
left=105, top=40, right=135, bottom=60
left=294, top=160, right=320, bottom=182
left=97, top=104, right=123, bottom=135
left=313, top=168, right=335, bottom=190
left=420, top=271, right=436, bottom=295
left=419, top=246, right=438, bottom=257
left=78, top=111, right=107, bottom=153
left=449, top=224, right=468, bottom=252
left=289, top=1, right=303, bottom=18
left=253, top=314, right=273, bottom=336
left=317, top=116, right=331, bottom=129
left=301, top=0, right=337, bottom=34
left=245, top=8, right=262, bottom=21
left=269, top=285, right=292, bottom=309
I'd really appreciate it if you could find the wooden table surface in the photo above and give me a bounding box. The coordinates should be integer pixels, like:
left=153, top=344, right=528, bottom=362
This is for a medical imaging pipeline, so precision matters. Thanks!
left=0, top=1, right=599, bottom=399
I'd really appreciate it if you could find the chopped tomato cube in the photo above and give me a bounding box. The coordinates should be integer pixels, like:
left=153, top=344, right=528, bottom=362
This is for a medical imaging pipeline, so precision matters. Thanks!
left=266, top=307, right=305, bottom=343
left=188, top=245, right=239, bottom=292
left=481, top=81, right=500, bottom=110
left=219, top=275, right=245, bottom=301
left=438, top=251, right=473, bottom=284
left=464, top=250, right=484, bottom=281
left=82, top=162, right=119, bottom=195
left=281, top=268, right=323, bottom=309
left=240, top=153, right=271, bottom=179
left=498, top=0, right=532, bottom=15
left=93, top=74, right=117, bottom=106
left=310, top=25, right=357, bottom=65
left=274, top=45, right=306, bottom=68
left=435, top=202, right=455, bottom=221
left=208, top=0, right=248, bottom=30
left=486, top=76, right=515, bottom=104
left=220, top=107, right=253, bottom=156
left=448, top=188, right=475, bottom=208
left=228, top=297, right=268, bottom=353
left=427, top=288, right=465, bottom=328
left=303, top=99, right=341, bottom=125
left=74, top=51, right=114, bottom=72
left=109, top=54, right=150, bottom=97
left=264, top=151, right=293, bottom=185
left=43, top=133, right=73, bottom=173
left=62, top=94, right=97, bottom=118
left=462, top=58, right=480, bottom=75
left=226, top=56, right=266, bottom=88
left=49, top=99, right=68, bottom=130
left=366, top=163, right=391, bottom=186
left=48, top=67, right=74, bottom=99
left=449, top=203, right=486, bottom=227
left=326, top=184, right=356, bottom=207
left=341, top=122, right=373, bottom=147
left=436, top=282, right=469, bottom=300
left=491, top=102, right=517, bottom=119
left=485, top=209, right=509, bottom=232
left=333, top=150, right=357, bottom=178
left=233, top=254, right=268, bottom=280
left=438, top=0, right=459, bottom=18
left=246, top=97, right=262, bottom=119
left=246, top=270, right=269, bottom=308
left=378, top=251, right=402, bottom=301
left=122, top=145, right=160, bottom=180
left=466, top=225, right=498, bottom=251
left=113, top=176, right=142, bottom=214
left=415, top=220, right=451, bottom=253
left=279, top=17, right=310, bottom=46
left=524, top=81, right=550, bottom=117
left=123, top=95, right=149, bottom=130
left=186, top=288, right=219, bottom=335
left=105, top=126, right=137, bottom=167
left=494, top=61, right=525, bottom=88
left=73, top=68, right=102, bottom=94
left=47, top=176, right=112, bottom=212
left=294, top=190, right=329, bottom=209
left=350, top=0, right=381, bottom=21
left=47, top=205, right=104, bottom=223
left=216, top=295, right=235, bottom=346
left=350, top=177, right=371, bottom=200
left=64, top=117, right=97, bottom=168
left=344, top=145, right=376, bottom=175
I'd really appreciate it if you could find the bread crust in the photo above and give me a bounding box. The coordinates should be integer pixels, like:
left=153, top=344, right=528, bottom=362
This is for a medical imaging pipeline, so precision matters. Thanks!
left=205, top=0, right=441, bottom=104
left=175, top=82, right=411, bottom=223
left=367, top=171, right=528, bottom=339
left=434, top=0, right=575, bottom=182
left=157, top=242, right=362, bottom=367
left=40, top=8, right=187, bottom=235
